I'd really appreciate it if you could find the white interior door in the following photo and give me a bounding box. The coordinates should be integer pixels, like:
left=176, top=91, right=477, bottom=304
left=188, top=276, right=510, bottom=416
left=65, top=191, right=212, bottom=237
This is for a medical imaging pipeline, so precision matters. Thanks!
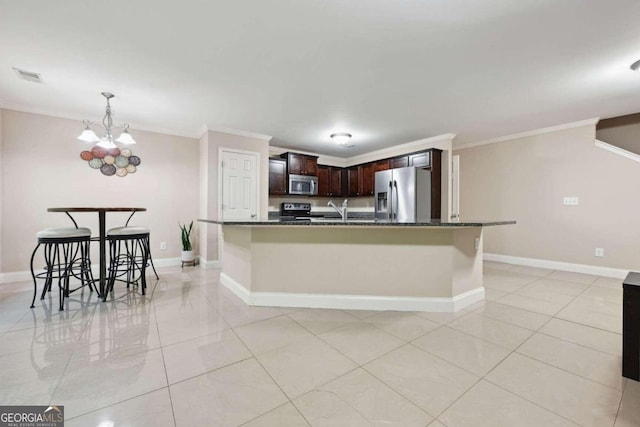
left=221, top=150, right=258, bottom=220
left=451, top=155, right=460, bottom=220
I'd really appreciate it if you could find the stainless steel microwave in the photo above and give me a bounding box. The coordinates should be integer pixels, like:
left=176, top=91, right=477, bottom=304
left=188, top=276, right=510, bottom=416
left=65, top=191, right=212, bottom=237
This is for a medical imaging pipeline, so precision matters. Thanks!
left=288, top=174, right=318, bottom=195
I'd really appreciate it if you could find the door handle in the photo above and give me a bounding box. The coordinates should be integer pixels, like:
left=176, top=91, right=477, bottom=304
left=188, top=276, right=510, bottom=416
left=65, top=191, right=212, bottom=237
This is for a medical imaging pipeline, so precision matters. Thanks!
left=251, top=214, right=256, bottom=218
left=393, top=180, right=398, bottom=221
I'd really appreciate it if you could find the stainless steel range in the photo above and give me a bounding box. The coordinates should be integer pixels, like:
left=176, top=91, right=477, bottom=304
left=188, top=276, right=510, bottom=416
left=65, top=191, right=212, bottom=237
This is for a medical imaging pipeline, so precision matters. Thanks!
left=279, top=202, right=312, bottom=221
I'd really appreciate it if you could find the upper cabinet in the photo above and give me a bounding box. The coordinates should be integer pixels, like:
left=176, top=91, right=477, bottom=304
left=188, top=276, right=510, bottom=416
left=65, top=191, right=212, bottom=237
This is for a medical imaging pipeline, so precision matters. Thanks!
left=390, top=156, right=409, bottom=169
left=391, top=152, right=431, bottom=169
left=318, top=165, right=346, bottom=197
left=346, top=163, right=376, bottom=197
left=268, top=158, right=287, bottom=195
left=281, top=152, right=318, bottom=176
left=408, top=151, right=431, bottom=168
left=374, top=159, right=390, bottom=172
left=360, top=163, right=375, bottom=197
left=270, top=148, right=441, bottom=204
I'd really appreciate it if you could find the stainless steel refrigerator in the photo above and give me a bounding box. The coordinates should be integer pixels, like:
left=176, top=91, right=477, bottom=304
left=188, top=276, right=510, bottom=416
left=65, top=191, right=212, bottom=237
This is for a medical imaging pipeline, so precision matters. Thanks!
left=374, top=167, right=432, bottom=222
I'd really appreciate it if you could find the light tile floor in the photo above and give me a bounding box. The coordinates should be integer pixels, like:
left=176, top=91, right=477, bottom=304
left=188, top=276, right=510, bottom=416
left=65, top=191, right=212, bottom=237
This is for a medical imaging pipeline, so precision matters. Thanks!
left=0, top=263, right=638, bottom=426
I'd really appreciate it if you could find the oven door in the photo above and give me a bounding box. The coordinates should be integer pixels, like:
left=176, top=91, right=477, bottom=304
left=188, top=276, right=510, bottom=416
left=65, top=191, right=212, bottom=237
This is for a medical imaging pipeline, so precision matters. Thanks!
left=288, top=174, right=318, bottom=195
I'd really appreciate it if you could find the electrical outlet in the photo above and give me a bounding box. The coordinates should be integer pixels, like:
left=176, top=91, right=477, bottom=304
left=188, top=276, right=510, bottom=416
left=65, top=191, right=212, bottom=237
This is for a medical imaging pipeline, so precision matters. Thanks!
left=563, top=197, right=579, bottom=206
left=595, top=247, right=604, bottom=257
left=160, top=242, right=167, bottom=250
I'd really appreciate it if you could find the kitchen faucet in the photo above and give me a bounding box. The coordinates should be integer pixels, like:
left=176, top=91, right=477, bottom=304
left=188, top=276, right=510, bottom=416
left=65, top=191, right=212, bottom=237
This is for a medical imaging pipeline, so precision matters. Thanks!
left=328, top=199, right=348, bottom=222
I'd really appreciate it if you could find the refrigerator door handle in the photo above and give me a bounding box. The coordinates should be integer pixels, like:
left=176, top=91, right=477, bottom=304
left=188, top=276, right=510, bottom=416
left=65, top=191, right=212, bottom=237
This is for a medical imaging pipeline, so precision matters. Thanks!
left=388, top=180, right=393, bottom=221
left=393, top=180, right=398, bottom=221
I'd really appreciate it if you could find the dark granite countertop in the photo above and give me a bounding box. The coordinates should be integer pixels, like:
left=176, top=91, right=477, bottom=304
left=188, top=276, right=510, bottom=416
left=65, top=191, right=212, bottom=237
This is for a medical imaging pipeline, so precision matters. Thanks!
left=198, top=218, right=516, bottom=227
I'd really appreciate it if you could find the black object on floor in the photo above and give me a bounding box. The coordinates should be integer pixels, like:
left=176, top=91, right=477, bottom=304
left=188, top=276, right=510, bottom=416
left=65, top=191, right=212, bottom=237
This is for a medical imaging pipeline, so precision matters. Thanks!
left=623, top=271, right=640, bottom=381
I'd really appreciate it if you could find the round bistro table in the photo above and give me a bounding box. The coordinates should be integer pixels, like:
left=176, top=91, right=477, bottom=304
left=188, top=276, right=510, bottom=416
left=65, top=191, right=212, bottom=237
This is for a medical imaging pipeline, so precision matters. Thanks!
left=47, top=207, right=146, bottom=298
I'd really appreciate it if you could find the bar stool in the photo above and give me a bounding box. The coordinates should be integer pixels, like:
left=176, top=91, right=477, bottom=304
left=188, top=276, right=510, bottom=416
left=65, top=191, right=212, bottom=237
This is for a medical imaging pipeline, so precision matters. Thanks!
left=105, top=226, right=153, bottom=300
left=29, top=227, right=94, bottom=311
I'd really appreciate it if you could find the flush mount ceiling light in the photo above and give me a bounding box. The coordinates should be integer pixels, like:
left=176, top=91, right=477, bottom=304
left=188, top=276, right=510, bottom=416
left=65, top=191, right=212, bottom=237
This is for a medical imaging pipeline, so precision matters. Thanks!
left=630, top=59, right=640, bottom=71
left=330, top=132, right=352, bottom=146
left=78, top=92, right=136, bottom=149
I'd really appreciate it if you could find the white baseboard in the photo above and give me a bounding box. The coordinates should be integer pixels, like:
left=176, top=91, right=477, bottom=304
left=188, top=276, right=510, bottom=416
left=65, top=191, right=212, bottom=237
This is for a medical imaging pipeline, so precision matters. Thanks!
left=220, top=273, right=483, bottom=313
left=0, top=271, right=32, bottom=284
left=151, top=257, right=181, bottom=268
left=198, top=257, right=221, bottom=269
left=0, top=256, right=183, bottom=284
left=484, top=253, right=629, bottom=279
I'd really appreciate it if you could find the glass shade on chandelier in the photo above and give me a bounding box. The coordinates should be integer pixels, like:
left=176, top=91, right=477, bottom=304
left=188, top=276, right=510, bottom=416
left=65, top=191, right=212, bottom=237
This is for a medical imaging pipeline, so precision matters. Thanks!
left=78, top=92, right=137, bottom=148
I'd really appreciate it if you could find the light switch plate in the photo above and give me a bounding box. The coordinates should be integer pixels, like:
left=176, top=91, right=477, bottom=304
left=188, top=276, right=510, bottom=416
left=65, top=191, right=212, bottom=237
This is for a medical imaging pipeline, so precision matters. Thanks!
left=563, top=197, right=579, bottom=206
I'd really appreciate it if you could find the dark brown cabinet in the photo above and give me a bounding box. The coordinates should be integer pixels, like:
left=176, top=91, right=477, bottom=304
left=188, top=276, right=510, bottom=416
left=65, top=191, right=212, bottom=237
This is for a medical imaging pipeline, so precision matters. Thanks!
left=330, top=167, right=345, bottom=197
left=281, top=152, right=318, bottom=176
left=374, top=159, right=390, bottom=172
left=270, top=149, right=441, bottom=212
left=409, top=151, right=431, bottom=168
left=347, top=167, right=360, bottom=197
left=390, top=156, right=409, bottom=168
left=318, top=165, right=345, bottom=197
left=360, top=163, right=375, bottom=196
left=347, top=163, right=375, bottom=197
left=268, top=158, right=287, bottom=195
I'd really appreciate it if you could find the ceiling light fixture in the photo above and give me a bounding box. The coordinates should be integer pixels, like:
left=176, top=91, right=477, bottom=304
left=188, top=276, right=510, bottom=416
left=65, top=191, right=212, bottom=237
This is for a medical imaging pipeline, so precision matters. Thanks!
left=330, top=132, right=352, bottom=145
left=630, top=59, right=640, bottom=71
left=78, top=92, right=136, bottom=149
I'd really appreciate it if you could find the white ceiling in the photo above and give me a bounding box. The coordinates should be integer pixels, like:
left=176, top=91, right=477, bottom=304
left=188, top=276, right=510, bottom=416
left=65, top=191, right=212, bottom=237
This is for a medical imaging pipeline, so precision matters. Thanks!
left=1, top=0, right=640, bottom=156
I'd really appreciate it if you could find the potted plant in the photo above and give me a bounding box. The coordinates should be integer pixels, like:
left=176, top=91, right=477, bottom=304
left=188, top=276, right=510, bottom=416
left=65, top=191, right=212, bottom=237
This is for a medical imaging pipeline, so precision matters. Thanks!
left=180, top=221, right=195, bottom=264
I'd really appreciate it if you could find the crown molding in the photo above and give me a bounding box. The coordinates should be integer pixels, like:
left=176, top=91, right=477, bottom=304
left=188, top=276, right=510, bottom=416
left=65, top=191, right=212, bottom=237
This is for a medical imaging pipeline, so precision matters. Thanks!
left=455, top=118, right=600, bottom=150
left=594, top=139, right=640, bottom=163
left=0, top=101, right=199, bottom=139
left=207, top=126, right=272, bottom=141
left=270, top=133, right=455, bottom=167
left=345, top=133, right=455, bottom=167
left=269, top=145, right=348, bottom=167
left=196, top=124, right=209, bottom=139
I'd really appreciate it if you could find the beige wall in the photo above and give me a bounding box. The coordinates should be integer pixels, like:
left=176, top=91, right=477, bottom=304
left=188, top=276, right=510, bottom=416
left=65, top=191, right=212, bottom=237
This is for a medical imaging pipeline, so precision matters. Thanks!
left=596, top=115, right=640, bottom=155
left=0, top=109, right=3, bottom=273
left=456, top=124, right=640, bottom=270
left=199, top=130, right=270, bottom=263
left=0, top=109, right=199, bottom=273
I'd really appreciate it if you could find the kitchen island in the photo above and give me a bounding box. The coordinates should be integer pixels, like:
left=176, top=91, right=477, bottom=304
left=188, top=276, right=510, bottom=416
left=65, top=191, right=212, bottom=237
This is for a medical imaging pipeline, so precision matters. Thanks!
left=199, top=219, right=515, bottom=312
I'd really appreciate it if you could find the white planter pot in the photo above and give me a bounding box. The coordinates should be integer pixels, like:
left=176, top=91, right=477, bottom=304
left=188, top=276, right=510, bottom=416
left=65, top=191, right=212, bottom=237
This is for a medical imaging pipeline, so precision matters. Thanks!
left=181, top=250, right=195, bottom=262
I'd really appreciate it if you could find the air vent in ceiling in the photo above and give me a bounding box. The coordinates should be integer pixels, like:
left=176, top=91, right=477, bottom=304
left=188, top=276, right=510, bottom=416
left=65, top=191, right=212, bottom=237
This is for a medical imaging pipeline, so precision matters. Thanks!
left=12, top=67, right=44, bottom=84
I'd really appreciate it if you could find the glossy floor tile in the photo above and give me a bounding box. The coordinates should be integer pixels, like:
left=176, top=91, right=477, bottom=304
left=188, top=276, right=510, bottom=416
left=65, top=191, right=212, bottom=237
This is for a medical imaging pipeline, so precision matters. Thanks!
left=256, top=336, right=357, bottom=399
left=413, top=326, right=510, bottom=376
left=0, top=262, right=632, bottom=426
left=293, top=368, right=432, bottom=426
left=364, top=344, right=479, bottom=416
left=486, top=353, right=621, bottom=426
left=439, top=380, right=579, bottom=427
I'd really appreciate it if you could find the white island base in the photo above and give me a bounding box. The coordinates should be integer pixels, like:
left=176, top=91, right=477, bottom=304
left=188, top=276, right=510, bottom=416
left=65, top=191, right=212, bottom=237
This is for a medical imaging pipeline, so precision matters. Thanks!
left=217, top=224, right=487, bottom=313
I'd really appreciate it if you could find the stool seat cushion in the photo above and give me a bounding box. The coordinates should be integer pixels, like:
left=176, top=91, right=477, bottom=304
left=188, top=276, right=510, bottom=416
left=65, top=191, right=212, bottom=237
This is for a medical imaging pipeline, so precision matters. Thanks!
left=37, top=227, right=91, bottom=239
left=107, top=226, right=150, bottom=236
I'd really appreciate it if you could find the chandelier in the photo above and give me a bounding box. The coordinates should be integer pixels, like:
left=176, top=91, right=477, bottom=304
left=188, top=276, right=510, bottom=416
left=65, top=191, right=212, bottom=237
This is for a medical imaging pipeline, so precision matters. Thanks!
left=77, top=92, right=136, bottom=149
